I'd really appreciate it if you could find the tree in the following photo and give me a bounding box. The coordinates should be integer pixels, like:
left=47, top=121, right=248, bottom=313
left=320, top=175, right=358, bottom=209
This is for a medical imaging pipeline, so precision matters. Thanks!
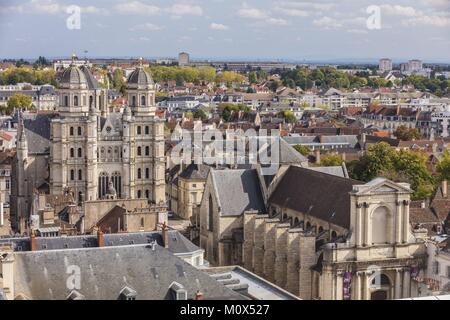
left=437, top=150, right=450, bottom=181
left=321, top=153, right=343, bottom=167
left=193, top=109, right=208, bottom=120
left=249, top=71, right=258, bottom=84
left=277, top=110, right=296, bottom=123
left=394, top=125, right=422, bottom=141
left=219, top=103, right=250, bottom=122
left=269, top=80, right=281, bottom=92
left=347, top=142, right=434, bottom=200
left=293, top=145, right=311, bottom=156
left=3, top=93, right=33, bottom=115
left=185, top=111, right=193, bottom=120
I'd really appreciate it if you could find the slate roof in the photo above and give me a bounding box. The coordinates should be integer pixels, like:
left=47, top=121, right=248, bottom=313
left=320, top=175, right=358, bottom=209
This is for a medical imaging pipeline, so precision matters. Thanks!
left=80, top=65, right=100, bottom=90
left=13, top=244, right=243, bottom=300
left=127, top=67, right=154, bottom=86
left=309, top=165, right=348, bottom=178
left=269, top=166, right=361, bottom=229
left=60, top=65, right=87, bottom=86
left=179, top=164, right=210, bottom=180
left=211, top=169, right=266, bottom=216
left=22, top=113, right=57, bottom=154
left=0, top=230, right=201, bottom=255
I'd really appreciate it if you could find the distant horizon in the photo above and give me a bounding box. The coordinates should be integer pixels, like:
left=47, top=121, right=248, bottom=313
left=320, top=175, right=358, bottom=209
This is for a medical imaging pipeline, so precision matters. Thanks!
left=2, top=55, right=450, bottom=66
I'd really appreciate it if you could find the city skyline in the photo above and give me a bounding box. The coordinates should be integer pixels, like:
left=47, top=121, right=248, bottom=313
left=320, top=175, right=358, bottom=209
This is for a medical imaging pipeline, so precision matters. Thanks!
left=0, top=0, right=449, bottom=62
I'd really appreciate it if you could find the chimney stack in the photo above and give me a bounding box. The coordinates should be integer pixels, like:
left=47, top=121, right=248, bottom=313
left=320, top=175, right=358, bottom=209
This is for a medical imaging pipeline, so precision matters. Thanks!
left=162, top=222, right=169, bottom=249
left=442, top=180, right=448, bottom=198
left=30, top=229, right=36, bottom=251
left=195, top=290, right=204, bottom=300
left=97, top=227, right=105, bottom=247
left=315, top=150, right=321, bottom=165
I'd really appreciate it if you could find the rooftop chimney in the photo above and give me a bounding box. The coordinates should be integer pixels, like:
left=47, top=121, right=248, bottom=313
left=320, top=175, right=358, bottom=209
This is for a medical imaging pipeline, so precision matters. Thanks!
left=97, top=227, right=105, bottom=247
left=30, top=229, right=36, bottom=251
left=162, top=222, right=169, bottom=249
left=442, top=180, right=448, bottom=198
left=315, top=150, right=321, bottom=165
left=195, top=290, right=204, bottom=300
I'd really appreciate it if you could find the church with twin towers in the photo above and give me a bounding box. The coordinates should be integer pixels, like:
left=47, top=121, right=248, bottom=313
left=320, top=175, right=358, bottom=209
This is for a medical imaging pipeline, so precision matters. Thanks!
left=11, top=57, right=166, bottom=233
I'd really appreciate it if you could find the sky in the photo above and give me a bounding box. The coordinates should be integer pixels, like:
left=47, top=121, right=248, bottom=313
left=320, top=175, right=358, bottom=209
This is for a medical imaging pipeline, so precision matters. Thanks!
left=0, top=0, right=449, bottom=62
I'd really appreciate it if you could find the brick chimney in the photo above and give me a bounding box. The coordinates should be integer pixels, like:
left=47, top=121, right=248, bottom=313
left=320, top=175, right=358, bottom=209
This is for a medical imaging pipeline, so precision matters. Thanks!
left=30, top=229, right=36, bottom=251
left=161, top=222, right=169, bottom=249
left=195, top=290, right=204, bottom=300
left=97, top=227, right=105, bottom=247
left=442, top=180, right=448, bottom=198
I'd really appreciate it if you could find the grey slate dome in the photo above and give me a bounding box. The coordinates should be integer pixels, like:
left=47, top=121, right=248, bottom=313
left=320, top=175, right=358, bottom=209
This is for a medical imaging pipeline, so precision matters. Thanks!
left=80, top=65, right=100, bottom=90
left=127, top=67, right=154, bottom=87
left=60, top=65, right=87, bottom=87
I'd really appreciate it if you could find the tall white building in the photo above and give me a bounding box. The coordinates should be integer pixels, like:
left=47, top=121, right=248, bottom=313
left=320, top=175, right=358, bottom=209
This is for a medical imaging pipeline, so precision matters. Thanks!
left=379, top=58, right=393, bottom=72
left=178, top=52, right=190, bottom=66
left=408, top=60, right=423, bottom=72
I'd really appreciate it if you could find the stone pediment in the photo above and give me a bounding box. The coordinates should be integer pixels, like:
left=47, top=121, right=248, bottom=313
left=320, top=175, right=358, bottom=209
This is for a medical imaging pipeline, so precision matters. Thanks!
left=352, top=178, right=411, bottom=195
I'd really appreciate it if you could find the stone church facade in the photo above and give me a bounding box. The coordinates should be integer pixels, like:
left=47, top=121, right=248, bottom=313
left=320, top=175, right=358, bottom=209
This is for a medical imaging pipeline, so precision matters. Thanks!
left=11, top=59, right=166, bottom=234
left=200, top=165, right=428, bottom=300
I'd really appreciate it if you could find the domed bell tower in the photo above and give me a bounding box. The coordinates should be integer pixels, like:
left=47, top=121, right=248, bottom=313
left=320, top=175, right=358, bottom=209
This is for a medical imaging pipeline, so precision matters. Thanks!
left=126, top=58, right=156, bottom=116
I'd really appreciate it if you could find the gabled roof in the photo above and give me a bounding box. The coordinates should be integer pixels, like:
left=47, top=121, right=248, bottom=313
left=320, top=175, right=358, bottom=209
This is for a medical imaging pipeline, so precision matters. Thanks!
left=211, top=169, right=266, bottom=216
left=269, top=166, right=361, bottom=229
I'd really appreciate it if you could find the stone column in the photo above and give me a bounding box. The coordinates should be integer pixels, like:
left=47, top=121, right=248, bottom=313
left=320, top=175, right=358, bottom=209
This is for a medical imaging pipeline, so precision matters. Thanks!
left=402, top=268, right=411, bottom=298
left=274, top=223, right=290, bottom=289
left=252, top=215, right=267, bottom=276
left=263, top=219, right=278, bottom=283
left=395, top=269, right=402, bottom=299
left=403, top=201, right=410, bottom=243
left=286, top=229, right=301, bottom=296
left=395, top=201, right=403, bottom=244
left=363, top=203, right=370, bottom=246
left=356, top=203, right=363, bottom=247
left=353, top=272, right=362, bottom=300
left=362, top=272, right=370, bottom=300
left=243, top=211, right=257, bottom=271
left=336, top=272, right=344, bottom=300
left=298, top=234, right=316, bottom=300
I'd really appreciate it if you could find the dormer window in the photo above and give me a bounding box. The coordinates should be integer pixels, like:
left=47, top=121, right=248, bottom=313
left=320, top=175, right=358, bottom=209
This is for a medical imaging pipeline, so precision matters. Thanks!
left=169, top=282, right=187, bottom=300
left=66, top=290, right=85, bottom=300
left=118, top=286, right=137, bottom=300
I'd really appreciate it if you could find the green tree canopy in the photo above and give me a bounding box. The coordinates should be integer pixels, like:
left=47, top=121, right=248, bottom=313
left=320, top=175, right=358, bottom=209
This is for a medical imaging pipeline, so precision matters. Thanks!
left=347, top=142, right=434, bottom=200
left=3, top=93, right=33, bottom=115
left=277, top=110, right=296, bottom=123
left=394, top=125, right=422, bottom=141
left=293, top=145, right=311, bottom=156
left=320, top=153, right=344, bottom=167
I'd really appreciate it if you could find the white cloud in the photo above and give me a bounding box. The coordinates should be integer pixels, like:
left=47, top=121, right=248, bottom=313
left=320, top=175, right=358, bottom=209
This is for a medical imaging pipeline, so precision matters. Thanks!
left=403, top=15, right=450, bottom=27
left=129, top=23, right=163, bottom=31
left=114, top=1, right=160, bottom=15
left=380, top=5, right=419, bottom=17
left=313, top=16, right=342, bottom=29
left=209, top=23, right=229, bottom=30
left=347, top=29, right=368, bottom=34
left=268, top=17, right=289, bottom=26
left=165, top=3, right=203, bottom=16
left=238, top=3, right=268, bottom=19
left=0, top=0, right=108, bottom=15
left=275, top=1, right=336, bottom=11
left=274, top=7, right=309, bottom=17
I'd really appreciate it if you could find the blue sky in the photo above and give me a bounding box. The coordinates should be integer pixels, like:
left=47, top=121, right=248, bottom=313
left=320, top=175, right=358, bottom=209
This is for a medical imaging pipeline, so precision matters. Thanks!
left=0, top=0, right=449, bottom=62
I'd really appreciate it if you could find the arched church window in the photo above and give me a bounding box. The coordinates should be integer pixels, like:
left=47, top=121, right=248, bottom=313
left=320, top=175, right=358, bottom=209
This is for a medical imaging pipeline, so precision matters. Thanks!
left=64, top=95, right=69, bottom=107
left=306, top=222, right=312, bottom=230
left=208, top=195, right=214, bottom=231
left=141, top=217, right=145, bottom=228
left=78, top=192, right=83, bottom=205
left=98, top=173, right=109, bottom=199
left=132, top=96, right=136, bottom=107
left=318, top=226, right=324, bottom=233
left=145, top=126, right=149, bottom=135
left=74, top=96, right=79, bottom=107
left=78, top=170, right=82, bottom=180
left=331, top=231, right=338, bottom=240
left=145, top=146, right=150, bottom=156
left=141, top=95, right=146, bottom=106
left=137, top=168, right=142, bottom=179
left=137, top=190, right=142, bottom=198
left=70, top=170, right=75, bottom=181
left=137, top=147, right=142, bottom=156
left=78, top=127, right=82, bottom=136
left=111, top=172, right=122, bottom=198
left=70, top=127, right=74, bottom=136
left=89, top=95, right=93, bottom=108
left=137, top=126, right=142, bottom=135
left=70, top=148, right=75, bottom=158
left=100, top=147, right=105, bottom=160
left=294, top=218, right=299, bottom=226
left=145, top=190, right=150, bottom=199
left=145, top=168, right=150, bottom=179
left=78, top=148, right=82, bottom=158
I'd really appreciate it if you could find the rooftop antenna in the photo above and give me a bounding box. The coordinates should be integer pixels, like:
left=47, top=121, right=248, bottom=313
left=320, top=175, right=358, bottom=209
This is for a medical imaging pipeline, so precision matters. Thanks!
left=84, top=50, right=88, bottom=63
